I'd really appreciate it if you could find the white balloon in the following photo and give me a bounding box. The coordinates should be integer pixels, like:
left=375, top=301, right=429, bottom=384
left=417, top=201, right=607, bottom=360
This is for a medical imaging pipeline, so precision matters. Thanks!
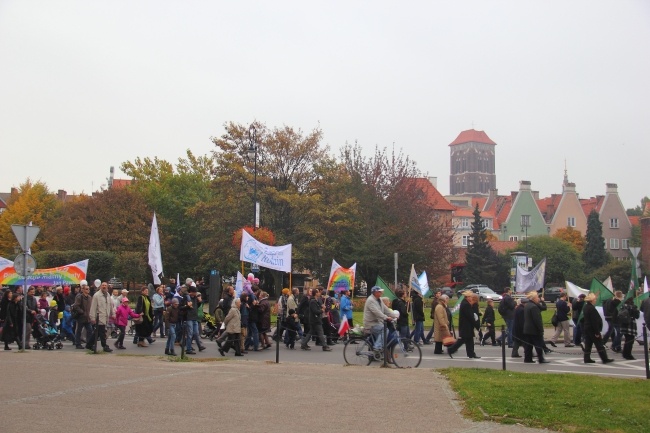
left=94, top=279, right=101, bottom=288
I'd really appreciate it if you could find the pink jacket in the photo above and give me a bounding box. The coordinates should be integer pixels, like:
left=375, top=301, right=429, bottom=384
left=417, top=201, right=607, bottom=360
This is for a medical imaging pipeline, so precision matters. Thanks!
left=115, top=304, right=140, bottom=327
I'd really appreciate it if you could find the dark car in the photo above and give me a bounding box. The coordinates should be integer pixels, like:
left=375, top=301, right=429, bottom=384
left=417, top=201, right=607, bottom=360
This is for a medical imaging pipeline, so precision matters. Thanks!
left=543, top=286, right=565, bottom=303
left=431, top=287, right=454, bottom=298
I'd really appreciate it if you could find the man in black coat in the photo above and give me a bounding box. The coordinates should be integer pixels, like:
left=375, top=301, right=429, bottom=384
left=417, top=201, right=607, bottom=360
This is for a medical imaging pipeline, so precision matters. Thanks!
left=447, top=292, right=480, bottom=359
left=582, top=293, right=614, bottom=364
left=299, top=288, right=331, bottom=351
left=499, top=287, right=516, bottom=347
left=523, top=291, right=549, bottom=364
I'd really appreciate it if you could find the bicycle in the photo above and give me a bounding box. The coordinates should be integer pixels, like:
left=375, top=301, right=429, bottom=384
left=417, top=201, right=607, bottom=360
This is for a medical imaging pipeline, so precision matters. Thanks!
left=343, top=325, right=422, bottom=368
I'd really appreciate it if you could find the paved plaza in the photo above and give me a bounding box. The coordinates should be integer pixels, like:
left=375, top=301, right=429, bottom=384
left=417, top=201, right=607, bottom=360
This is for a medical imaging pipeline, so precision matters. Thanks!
left=0, top=349, right=555, bottom=433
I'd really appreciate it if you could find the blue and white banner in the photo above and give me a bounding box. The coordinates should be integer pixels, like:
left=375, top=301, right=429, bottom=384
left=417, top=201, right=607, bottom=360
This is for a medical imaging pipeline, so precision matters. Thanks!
left=239, top=230, right=292, bottom=273
left=515, top=258, right=546, bottom=293
left=418, top=271, right=429, bottom=297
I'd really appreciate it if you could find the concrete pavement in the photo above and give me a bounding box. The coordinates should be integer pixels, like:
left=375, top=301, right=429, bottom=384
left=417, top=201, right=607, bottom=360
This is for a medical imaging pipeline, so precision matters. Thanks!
left=0, top=349, right=552, bottom=433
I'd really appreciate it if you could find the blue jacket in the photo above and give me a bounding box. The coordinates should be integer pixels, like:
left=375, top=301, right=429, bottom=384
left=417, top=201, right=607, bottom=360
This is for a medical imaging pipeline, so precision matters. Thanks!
left=340, top=295, right=353, bottom=320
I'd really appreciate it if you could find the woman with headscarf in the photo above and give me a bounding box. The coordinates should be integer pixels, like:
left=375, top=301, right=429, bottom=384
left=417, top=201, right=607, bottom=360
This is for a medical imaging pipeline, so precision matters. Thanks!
left=433, top=294, right=451, bottom=354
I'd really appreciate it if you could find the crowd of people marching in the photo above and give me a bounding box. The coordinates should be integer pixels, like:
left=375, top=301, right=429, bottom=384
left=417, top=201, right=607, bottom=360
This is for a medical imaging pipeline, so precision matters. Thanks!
left=2, top=279, right=649, bottom=365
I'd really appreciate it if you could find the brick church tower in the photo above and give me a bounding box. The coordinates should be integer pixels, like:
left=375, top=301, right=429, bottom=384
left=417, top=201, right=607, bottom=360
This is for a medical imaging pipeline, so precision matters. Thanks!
left=449, top=129, right=496, bottom=196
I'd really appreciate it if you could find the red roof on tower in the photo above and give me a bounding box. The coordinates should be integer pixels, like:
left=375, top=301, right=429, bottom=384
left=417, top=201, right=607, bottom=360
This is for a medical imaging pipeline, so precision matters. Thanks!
left=449, top=129, right=496, bottom=146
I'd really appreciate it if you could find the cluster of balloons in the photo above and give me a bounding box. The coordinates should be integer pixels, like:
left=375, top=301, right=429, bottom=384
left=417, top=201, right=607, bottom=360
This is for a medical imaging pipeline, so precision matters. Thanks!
left=243, top=273, right=260, bottom=295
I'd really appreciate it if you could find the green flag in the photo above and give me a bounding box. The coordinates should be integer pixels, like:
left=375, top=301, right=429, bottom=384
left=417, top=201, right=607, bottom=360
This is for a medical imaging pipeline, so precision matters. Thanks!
left=622, top=253, right=638, bottom=306
left=589, top=278, right=613, bottom=307
left=450, top=295, right=465, bottom=316
left=634, top=291, right=649, bottom=309
left=375, top=275, right=397, bottom=301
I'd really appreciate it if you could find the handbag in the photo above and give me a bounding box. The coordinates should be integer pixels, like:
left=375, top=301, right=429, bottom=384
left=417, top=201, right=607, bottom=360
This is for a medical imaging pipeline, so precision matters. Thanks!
left=442, top=336, right=456, bottom=347
left=551, top=311, right=558, bottom=327
left=132, top=316, right=143, bottom=324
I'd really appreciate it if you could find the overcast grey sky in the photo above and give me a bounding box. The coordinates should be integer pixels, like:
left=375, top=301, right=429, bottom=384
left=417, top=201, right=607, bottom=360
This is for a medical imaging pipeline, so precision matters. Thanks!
left=1, top=1, right=648, bottom=209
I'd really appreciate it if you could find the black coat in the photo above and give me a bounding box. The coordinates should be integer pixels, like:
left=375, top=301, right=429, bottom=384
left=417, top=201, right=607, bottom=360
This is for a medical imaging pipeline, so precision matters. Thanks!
left=411, top=294, right=425, bottom=322
left=392, top=298, right=409, bottom=327
left=482, top=305, right=495, bottom=325
left=308, top=297, right=323, bottom=326
left=457, top=299, right=479, bottom=339
left=499, top=294, right=515, bottom=320
left=523, top=300, right=545, bottom=336
left=512, top=303, right=526, bottom=338
left=582, top=302, right=602, bottom=337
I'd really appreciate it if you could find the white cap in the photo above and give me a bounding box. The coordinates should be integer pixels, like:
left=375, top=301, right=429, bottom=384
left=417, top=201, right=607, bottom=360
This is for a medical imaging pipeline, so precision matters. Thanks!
left=80, top=280, right=88, bottom=286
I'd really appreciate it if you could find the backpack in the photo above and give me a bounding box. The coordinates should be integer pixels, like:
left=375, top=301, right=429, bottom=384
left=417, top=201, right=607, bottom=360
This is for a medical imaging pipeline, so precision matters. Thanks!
left=618, top=307, right=631, bottom=326
left=214, top=306, right=224, bottom=323
left=602, top=299, right=612, bottom=319
left=498, top=298, right=508, bottom=316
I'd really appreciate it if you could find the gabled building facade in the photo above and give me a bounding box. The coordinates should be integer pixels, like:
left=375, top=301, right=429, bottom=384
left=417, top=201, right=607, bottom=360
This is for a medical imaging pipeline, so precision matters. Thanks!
left=594, top=183, right=632, bottom=260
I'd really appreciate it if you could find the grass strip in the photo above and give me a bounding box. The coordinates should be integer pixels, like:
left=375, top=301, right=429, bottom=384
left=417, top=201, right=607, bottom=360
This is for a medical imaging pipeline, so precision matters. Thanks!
left=440, top=368, right=650, bottom=433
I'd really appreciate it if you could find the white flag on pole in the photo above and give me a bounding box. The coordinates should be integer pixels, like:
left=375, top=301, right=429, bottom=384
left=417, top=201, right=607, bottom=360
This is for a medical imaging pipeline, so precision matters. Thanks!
left=148, top=212, right=164, bottom=284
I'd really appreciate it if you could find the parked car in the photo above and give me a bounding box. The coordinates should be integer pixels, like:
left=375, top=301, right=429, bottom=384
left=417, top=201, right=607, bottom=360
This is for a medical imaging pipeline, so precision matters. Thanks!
left=458, top=284, right=503, bottom=301
left=431, top=287, right=454, bottom=298
left=542, top=286, right=565, bottom=303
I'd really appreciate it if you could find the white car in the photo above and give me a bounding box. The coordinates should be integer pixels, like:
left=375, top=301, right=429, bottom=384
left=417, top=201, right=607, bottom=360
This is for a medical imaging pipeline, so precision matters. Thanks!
left=465, top=285, right=502, bottom=302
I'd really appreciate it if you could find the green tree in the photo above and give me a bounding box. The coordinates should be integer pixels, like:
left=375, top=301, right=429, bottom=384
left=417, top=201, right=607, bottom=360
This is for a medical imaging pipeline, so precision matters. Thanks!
left=0, top=180, right=60, bottom=256
left=583, top=210, right=609, bottom=271
left=44, top=188, right=153, bottom=254
left=463, top=205, right=498, bottom=287
left=626, top=196, right=649, bottom=216
left=592, top=260, right=630, bottom=292
left=338, top=143, right=455, bottom=285
left=121, top=150, right=215, bottom=277
left=520, top=236, right=586, bottom=285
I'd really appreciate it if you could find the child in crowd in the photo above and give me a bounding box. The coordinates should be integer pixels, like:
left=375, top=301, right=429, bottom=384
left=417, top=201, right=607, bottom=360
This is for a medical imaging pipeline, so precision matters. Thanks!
left=283, top=309, right=300, bottom=349
left=114, top=298, right=140, bottom=350
left=61, top=305, right=75, bottom=341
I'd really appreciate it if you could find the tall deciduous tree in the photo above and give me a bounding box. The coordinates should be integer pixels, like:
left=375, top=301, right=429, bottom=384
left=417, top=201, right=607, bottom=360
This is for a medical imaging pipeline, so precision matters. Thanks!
left=553, top=226, right=585, bottom=252
left=463, top=204, right=498, bottom=287
left=0, top=180, right=60, bottom=255
left=120, top=150, right=214, bottom=277
left=44, top=188, right=153, bottom=254
left=584, top=209, right=609, bottom=271
left=338, top=143, right=455, bottom=285
left=521, top=236, right=586, bottom=286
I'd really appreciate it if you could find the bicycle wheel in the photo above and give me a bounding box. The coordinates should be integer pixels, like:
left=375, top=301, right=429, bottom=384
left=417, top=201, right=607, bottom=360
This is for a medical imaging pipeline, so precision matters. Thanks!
left=343, top=338, right=373, bottom=366
left=391, top=338, right=422, bottom=368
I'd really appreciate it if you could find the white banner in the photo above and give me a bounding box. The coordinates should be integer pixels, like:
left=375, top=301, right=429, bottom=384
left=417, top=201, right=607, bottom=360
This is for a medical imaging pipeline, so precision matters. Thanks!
left=239, top=230, right=292, bottom=273
left=148, top=212, right=163, bottom=284
left=515, top=258, right=546, bottom=293
left=565, top=281, right=589, bottom=299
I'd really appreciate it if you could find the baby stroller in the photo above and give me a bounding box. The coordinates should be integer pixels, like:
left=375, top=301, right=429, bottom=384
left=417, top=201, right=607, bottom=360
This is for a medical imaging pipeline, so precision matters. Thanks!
left=202, top=313, right=219, bottom=340
left=32, top=314, right=64, bottom=350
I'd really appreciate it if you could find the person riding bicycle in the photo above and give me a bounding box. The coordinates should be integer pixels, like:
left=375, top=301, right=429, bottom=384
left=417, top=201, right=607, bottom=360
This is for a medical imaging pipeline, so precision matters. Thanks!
left=363, top=286, right=395, bottom=352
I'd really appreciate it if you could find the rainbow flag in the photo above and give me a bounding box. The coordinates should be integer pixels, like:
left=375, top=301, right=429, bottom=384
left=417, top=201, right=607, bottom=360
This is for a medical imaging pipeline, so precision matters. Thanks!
left=0, top=257, right=89, bottom=286
left=327, top=260, right=356, bottom=293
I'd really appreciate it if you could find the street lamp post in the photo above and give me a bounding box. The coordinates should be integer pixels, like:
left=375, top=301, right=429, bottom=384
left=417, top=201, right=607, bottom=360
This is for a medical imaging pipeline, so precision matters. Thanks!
left=247, top=125, right=258, bottom=231
left=520, top=215, right=530, bottom=268
left=318, top=246, right=323, bottom=282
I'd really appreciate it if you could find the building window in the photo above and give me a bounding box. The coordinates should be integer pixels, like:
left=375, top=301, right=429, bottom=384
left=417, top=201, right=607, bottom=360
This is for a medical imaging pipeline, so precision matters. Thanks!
left=610, top=218, right=619, bottom=229
left=461, top=218, right=469, bottom=228
left=567, top=217, right=576, bottom=227
left=462, top=235, right=470, bottom=247
left=609, top=238, right=619, bottom=250
left=509, top=236, right=519, bottom=242
left=482, top=219, right=492, bottom=229
left=621, top=239, right=629, bottom=250
left=520, top=215, right=530, bottom=227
